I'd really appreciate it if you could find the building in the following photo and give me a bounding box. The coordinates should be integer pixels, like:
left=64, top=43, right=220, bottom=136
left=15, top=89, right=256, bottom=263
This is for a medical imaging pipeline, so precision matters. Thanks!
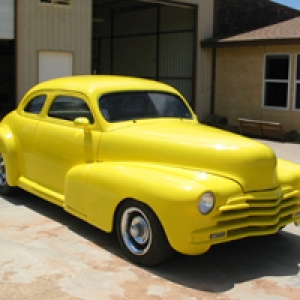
left=0, top=0, right=214, bottom=121
left=4, top=0, right=299, bottom=132
left=203, top=0, right=300, bottom=132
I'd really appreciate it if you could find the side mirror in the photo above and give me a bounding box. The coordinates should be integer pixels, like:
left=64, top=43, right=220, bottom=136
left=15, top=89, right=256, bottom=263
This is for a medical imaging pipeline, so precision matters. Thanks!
left=74, top=117, right=91, bottom=130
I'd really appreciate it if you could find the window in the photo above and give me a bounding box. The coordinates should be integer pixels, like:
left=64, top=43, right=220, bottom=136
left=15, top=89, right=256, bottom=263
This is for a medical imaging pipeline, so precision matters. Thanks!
left=48, top=95, right=94, bottom=123
left=40, top=0, right=70, bottom=5
left=99, top=92, right=192, bottom=122
left=295, top=54, right=300, bottom=110
left=263, top=54, right=290, bottom=109
left=24, top=95, right=47, bottom=114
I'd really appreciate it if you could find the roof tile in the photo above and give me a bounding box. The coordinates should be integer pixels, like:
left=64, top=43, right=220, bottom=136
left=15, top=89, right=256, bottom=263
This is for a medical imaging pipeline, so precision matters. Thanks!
left=222, top=16, right=300, bottom=42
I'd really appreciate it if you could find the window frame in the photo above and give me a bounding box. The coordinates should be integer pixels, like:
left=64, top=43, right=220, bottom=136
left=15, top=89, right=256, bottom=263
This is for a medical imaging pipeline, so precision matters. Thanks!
left=262, top=53, right=291, bottom=111
left=294, top=53, right=300, bottom=112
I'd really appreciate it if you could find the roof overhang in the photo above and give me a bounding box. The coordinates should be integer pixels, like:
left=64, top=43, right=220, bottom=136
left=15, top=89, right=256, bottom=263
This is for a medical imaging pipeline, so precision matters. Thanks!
left=201, top=38, right=300, bottom=48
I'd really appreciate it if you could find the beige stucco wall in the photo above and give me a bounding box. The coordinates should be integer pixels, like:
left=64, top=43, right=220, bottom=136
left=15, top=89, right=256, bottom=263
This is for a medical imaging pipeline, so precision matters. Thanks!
left=215, top=45, right=300, bottom=132
left=16, top=0, right=92, bottom=102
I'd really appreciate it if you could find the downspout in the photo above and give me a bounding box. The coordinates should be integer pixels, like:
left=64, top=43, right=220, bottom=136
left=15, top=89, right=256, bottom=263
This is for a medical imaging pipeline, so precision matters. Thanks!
left=210, top=0, right=218, bottom=114
left=211, top=47, right=216, bottom=114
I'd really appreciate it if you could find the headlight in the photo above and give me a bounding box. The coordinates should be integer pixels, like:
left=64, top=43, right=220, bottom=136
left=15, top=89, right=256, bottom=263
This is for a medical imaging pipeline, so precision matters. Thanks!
left=198, top=192, right=215, bottom=215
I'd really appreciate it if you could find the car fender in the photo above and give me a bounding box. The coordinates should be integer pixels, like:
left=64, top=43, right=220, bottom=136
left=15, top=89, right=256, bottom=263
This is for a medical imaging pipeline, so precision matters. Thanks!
left=64, top=161, right=242, bottom=253
left=0, top=124, right=19, bottom=186
left=277, top=158, right=300, bottom=185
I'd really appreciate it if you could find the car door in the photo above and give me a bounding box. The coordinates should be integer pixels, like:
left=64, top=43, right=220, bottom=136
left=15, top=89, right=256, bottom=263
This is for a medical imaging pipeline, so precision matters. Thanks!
left=12, top=93, right=48, bottom=182
left=32, top=92, right=100, bottom=204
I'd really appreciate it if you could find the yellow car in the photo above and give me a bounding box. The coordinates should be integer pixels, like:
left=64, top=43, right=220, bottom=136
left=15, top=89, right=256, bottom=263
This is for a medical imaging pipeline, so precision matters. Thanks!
left=0, top=75, right=300, bottom=266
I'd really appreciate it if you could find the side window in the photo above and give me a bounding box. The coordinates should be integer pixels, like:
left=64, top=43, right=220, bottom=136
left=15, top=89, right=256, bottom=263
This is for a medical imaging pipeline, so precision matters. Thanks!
left=24, top=95, right=47, bottom=114
left=48, top=95, right=94, bottom=123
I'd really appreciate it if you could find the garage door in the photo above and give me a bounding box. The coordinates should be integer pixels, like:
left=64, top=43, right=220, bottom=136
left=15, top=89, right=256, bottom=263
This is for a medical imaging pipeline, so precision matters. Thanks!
left=93, top=0, right=196, bottom=105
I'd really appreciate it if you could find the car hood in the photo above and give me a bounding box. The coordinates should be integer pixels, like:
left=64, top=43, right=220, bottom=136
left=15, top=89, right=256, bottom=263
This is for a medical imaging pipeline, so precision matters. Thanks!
left=100, top=120, right=278, bottom=192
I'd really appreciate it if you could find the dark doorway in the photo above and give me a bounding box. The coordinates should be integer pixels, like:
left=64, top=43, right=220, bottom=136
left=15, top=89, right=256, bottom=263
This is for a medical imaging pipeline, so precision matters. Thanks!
left=92, top=0, right=196, bottom=106
left=0, top=40, right=15, bottom=119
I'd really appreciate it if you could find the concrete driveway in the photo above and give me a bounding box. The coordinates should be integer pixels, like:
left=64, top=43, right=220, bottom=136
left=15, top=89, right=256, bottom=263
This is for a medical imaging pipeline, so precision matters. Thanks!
left=0, top=139, right=300, bottom=300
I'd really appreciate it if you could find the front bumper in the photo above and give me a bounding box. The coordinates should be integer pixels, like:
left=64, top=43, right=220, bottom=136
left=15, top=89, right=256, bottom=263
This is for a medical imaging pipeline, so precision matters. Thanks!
left=191, top=185, right=300, bottom=251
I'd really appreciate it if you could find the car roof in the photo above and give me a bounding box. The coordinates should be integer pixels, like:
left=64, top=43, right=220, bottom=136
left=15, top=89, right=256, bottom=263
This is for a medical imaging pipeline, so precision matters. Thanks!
left=28, top=75, right=179, bottom=97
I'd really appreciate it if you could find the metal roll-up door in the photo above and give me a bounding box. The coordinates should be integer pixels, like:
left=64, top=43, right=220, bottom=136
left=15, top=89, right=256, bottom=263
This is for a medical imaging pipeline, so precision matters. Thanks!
left=93, top=0, right=196, bottom=104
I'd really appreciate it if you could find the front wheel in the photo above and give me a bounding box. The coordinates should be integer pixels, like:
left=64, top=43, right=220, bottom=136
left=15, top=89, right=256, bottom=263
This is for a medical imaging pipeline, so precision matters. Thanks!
left=0, top=154, right=16, bottom=195
left=116, top=200, right=174, bottom=266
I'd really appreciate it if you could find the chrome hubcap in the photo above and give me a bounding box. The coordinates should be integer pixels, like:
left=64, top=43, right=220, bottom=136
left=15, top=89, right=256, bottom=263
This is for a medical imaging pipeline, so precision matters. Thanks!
left=121, top=207, right=152, bottom=255
left=0, top=155, right=7, bottom=187
left=129, top=216, right=149, bottom=244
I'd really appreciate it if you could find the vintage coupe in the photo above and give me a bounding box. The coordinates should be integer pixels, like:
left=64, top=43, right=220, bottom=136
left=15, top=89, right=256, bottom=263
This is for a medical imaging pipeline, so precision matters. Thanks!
left=0, top=75, right=300, bottom=266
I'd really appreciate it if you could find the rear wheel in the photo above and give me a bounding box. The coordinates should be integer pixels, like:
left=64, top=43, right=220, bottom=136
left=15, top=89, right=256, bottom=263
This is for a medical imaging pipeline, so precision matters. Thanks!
left=116, top=200, right=174, bottom=266
left=0, top=154, right=16, bottom=195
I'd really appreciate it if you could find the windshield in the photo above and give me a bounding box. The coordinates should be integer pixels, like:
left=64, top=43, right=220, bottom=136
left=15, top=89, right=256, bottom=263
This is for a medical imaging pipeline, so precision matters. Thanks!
left=99, top=91, right=193, bottom=122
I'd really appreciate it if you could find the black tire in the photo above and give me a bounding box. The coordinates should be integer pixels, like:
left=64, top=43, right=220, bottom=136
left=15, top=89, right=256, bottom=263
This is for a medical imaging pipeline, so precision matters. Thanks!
left=0, top=153, right=16, bottom=195
left=116, top=199, right=174, bottom=266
